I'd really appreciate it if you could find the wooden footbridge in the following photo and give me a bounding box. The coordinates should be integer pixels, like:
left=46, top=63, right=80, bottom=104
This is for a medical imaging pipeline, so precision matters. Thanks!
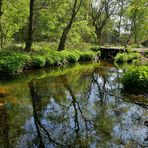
left=99, top=47, right=148, bottom=59
left=99, top=47, right=125, bottom=59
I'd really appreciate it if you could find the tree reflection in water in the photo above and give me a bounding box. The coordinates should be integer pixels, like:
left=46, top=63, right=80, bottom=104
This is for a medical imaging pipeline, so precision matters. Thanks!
left=0, top=62, right=147, bottom=147
left=28, top=81, right=64, bottom=147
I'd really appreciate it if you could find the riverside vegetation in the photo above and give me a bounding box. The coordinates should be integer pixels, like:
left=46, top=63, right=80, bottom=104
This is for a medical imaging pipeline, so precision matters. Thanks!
left=0, top=0, right=148, bottom=147
left=0, top=48, right=100, bottom=77
left=114, top=49, right=148, bottom=94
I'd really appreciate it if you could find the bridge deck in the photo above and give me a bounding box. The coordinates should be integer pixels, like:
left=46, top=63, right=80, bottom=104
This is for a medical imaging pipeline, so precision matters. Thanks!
left=99, top=47, right=148, bottom=59
left=100, top=47, right=125, bottom=50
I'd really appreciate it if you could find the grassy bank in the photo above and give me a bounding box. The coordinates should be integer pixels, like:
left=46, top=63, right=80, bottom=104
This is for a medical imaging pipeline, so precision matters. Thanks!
left=0, top=49, right=99, bottom=78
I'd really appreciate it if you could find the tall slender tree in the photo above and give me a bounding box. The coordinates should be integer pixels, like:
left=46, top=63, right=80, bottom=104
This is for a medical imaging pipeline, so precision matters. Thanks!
left=58, top=0, right=83, bottom=51
left=25, top=0, right=35, bottom=51
left=90, top=0, right=117, bottom=45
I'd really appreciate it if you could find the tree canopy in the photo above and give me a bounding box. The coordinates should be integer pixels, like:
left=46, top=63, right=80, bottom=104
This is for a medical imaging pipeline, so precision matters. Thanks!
left=0, top=0, right=147, bottom=50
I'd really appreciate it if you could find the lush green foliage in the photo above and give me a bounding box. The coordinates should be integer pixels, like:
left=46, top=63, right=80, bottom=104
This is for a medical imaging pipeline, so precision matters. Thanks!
left=90, top=46, right=101, bottom=52
left=1, top=0, right=147, bottom=49
left=0, top=0, right=29, bottom=47
left=0, top=50, right=97, bottom=77
left=30, top=55, right=46, bottom=68
left=77, top=51, right=96, bottom=61
left=121, top=66, right=148, bottom=93
left=127, top=0, right=148, bottom=43
left=0, top=53, right=30, bottom=76
left=114, top=52, right=141, bottom=63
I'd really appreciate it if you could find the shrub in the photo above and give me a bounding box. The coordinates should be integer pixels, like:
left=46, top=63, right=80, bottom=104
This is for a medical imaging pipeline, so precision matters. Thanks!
left=0, top=49, right=98, bottom=77
left=46, top=55, right=55, bottom=66
left=30, top=55, right=46, bottom=68
left=127, top=44, right=143, bottom=49
left=77, top=51, right=96, bottom=61
left=90, top=46, right=100, bottom=52
left=50, top=52, right=63, bottom=65
left=61, top=51, right=80, bottom=63
left=114, top=52, right=141, bottom=63
left=121, top=66, right=148, bottom=93
left=0, top=53, right=30, bottom=76
left=68, top=53, right=80, bottom=62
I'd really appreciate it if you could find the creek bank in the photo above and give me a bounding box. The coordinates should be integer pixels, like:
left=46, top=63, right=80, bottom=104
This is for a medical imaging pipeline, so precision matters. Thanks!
left=0, top=50, right=100, bottom=78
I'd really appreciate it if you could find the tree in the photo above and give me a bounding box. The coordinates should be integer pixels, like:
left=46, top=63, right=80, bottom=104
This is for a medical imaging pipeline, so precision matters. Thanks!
left=90, top=0, right=118, bottom=45
left=0, top=0, right=29, bottom=49
left=117, top=0, right=124, bottom=37
left=58, top=0, right=83, bottom=51
left=25, top=0, right=35, bottom=51
left=127, top=0, right=148, bottom=44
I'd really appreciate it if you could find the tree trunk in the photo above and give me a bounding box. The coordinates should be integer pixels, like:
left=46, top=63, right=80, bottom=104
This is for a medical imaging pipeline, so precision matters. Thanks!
left=133, top=21, right=137, bottom=44
left=58, top=17, right=74, bottom=51
left=95, top=26, right=102, bottom=45
left=25, top=0, right=35, bottom=51
left=57, top=0, right=83, bottom=51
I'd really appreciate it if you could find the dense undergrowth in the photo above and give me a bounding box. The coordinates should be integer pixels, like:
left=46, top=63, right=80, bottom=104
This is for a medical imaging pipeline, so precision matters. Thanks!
left=0, top=49, right=99, bottom=77
left=114, top=52, right=141, bottom=63
left=121, top=66, right=148, bottom=94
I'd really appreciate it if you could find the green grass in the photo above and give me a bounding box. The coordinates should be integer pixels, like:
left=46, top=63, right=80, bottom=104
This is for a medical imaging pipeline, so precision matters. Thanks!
left=121, top=66, right=148, bottom=93
left=0, top=49, right=98, bottom=77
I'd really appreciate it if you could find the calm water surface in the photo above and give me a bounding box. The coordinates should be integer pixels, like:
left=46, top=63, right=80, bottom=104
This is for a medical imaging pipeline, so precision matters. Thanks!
left=0, top=61, right=148, bottom=148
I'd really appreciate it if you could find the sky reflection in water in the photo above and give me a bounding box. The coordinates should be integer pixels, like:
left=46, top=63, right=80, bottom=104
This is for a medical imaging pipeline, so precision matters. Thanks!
left=0, top=61, right=147, bottom=148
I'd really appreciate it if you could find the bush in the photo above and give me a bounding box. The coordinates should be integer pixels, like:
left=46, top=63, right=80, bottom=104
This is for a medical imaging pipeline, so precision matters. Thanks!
left=68, top=53, right=80, bottom=62
left=0, top=49, right=98, bottom=77
left=46, top=55, right=56, bottom=66
left=61, top=51, right=80, bottom=63
left=90, top=46, right=100, bottom=52
left=49, top=52, right=63, bottom=65
left=30, top=55, right=46, bottom=68
left=114, top=52, right=141, bottom=63
left=121, top=66, right=148, bottom=93
left=127, top=44, right=143, bottom=49
left=77, top=51, right=96, bottom=61
left=0, top=53, right=30, bottom=76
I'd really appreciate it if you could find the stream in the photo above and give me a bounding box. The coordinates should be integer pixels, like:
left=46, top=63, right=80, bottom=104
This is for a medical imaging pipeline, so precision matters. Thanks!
left=0, top=61, right=147, bottom=148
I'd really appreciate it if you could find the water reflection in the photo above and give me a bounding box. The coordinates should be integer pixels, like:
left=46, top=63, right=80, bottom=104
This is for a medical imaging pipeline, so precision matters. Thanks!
left=0, top=62, right=147, bottom=147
